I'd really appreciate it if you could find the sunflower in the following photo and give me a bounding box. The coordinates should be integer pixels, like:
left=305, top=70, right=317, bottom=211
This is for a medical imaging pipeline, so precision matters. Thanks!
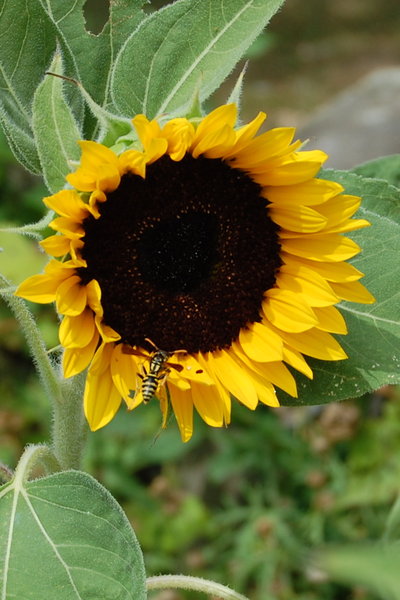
left=16, top=104, right=374, bottom=441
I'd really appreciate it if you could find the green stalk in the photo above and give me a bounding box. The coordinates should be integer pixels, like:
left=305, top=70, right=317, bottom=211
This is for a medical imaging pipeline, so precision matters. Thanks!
left=1, top=283, right=88, bottom=470
left=52, top=372, right=88, bottom=470
left=146, top=575, right=250, bottom=600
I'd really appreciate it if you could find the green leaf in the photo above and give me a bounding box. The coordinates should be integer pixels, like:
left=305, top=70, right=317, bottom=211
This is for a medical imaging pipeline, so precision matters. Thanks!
left=111, top=0, right=285, bottom=118
left=0, top=470, right=146, bottom=599
left=32, top=54, right=82, bottom=193
left=38, top=0, right=147, bottom=117
left=353, top=154, right=400, bottom=189
left=0, top=0, right=57, bottom=117
left=318, top=543, right=400, bottom=600
left=0, top=106, right=41, bottom=174
left=0, top=0, right=81, bottom=171
left=282, top=171, right=400, bottom=406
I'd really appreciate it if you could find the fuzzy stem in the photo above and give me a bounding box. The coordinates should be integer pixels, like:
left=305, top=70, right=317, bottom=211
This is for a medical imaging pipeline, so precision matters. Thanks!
left=1, top=283, right=88, bottom=470
left=51, top=372, right=88, bottom=470
left=146, top=575, right=249, bottom=600
left=0, top=285, right=61, bottom=403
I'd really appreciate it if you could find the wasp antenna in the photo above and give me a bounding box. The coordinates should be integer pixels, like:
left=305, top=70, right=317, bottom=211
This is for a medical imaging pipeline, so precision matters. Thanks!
left=144, top=337, right=158, bottom=350
left=45, top=72, right=81, bottom=86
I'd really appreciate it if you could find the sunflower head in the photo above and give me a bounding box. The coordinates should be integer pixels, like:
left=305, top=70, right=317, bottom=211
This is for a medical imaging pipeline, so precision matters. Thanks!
left=16, top=104, right=374, bottom=441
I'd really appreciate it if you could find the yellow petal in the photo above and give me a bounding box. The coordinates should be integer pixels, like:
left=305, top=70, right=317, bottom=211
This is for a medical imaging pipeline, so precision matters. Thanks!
left=269, top=203, right=328, bottom=233
left=78, top=140, right=119, bottom=170
left=15, top=273, right=60, bottom=303
left=49, top=216, right=84, bottom=238
left=276, top=264, right=338, bottom=307
left=281, top=234, right=361, bottom=262
left=66, top=170, right=97, bottom=192
left=111, top=344, right=140, bottom=404
left=264, top=178, right=343, bottom=207
left=168, top=383, right=194, bottom=442
left=282, top=253, right=364, bottom=283
left=229, top=111, right=267, bottom=153
left=86, top=279, right=103, bottom=316
left=132, top=114, right=162, bottom=149
left=192, top=125, right=236, bottom=159
left=313, top=305, right=348, bottom=334
left=190, top=381, right=226, bottom=427
left=263, top=289, right=318, bottom=332
left=282, top=345, right=313, bottom=379
left=330, top=280, right=375, bottom=304
left=67, top=141, right=121, bottom=192
left=162, top=118, right=195, bottom=161
left=231, top=127, right=296, bottom=167
left=96, top=163, right=121, bottom=192
left=170, top=353, right=214, bottom=385
left=256, top=361, right=297, bottom=397
left=84, top=343, right=122, bottom=430
left=196, top=354, right=232, bottom=424
left=193, top=104, right=237, bottom=142
left=239, top=321, right=283, bottom=362
left=118, top=150, right=147, bottom=177
left=324, top=218, right=371, bottom=234
left=43, top=189, right=90, bottom=220
left=44, top=259, right=77, bottom=276
left=62, top=330, right=99, bottom=378
left=158, top=385, right=170, bottom=428
left=145, top=137, right=168, bottom=164
left=279, top=328, right=348, bottom=361
left=255, top=152, right=327, bottom=186
left=314, top=194, right=361, bottom=227
left=205, top=350, right=259, bottom=410
left=252, top=378, right=280, bottom=407
left=56, top=275, right=87, bottom=316
left=235, top=335, right=297, bottom=397
left=40, top=235, right=71, bottom=257
left=59, top=308, right=96, bottom=348
left=96, top=318, right=121, bottom=342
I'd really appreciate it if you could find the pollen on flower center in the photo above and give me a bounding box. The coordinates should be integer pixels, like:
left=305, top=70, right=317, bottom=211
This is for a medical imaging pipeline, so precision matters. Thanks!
left=79, top=154, right=282, bottom=353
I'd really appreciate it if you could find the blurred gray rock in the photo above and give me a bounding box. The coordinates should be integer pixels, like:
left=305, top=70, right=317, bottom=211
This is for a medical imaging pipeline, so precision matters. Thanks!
left=299, top=68, right=400, bottom=169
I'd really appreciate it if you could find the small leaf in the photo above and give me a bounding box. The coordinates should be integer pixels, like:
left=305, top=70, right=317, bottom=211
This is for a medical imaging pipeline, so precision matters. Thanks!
left=32, top=54, right=82, bottom=193
left=282, top=171, right=400, bottom=406
left=353, top=154, right=400, bottom=189
left=111, top=0, right=285, bottom=118
left=0, top=107, right=41, bottom=174
left=0, top=470, right=146, bottom=599
left=319, top=543, right=400, bottom=600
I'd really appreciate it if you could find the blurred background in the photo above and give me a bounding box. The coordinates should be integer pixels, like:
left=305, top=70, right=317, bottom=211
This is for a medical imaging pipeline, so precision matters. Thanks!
left=1, top=1, right=400, bottom=598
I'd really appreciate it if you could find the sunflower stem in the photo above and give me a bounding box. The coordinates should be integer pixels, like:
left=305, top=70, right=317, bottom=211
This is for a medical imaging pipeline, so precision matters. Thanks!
left=146, top=575, right=249, bottom=600
left=52, top=372, right=88, bottom=470
left=1, top=280, right=88, bottom=471
left=0, top=284, right=62, bottom=403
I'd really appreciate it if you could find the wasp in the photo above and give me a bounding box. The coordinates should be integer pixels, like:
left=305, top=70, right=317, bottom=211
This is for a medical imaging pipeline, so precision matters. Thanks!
left=123, top=338, right=197, bottom=404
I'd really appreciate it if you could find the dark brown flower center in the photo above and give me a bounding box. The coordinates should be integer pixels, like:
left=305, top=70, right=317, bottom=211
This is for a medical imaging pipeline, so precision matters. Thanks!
left=79, top=154, right=281, bottom=353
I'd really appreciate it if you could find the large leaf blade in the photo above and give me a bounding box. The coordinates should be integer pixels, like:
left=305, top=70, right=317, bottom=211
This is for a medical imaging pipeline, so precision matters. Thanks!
left=0, top=0, right=56, bottom=115
left=111, top=0, right=285, bottom=118
left=0, top=471, right=146, bottom=599
left=38, top=0, right=147, bottom=112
